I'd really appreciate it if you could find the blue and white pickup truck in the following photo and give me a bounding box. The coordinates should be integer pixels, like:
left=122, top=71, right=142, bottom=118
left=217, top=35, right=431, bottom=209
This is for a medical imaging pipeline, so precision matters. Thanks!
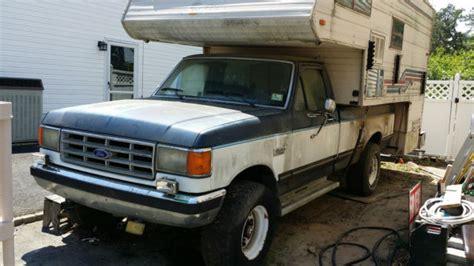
left=32, top=54, right=395, bottom=265
left=31, top=0, right=433, bottom=263
left=31, top=0, right=435, bottom=265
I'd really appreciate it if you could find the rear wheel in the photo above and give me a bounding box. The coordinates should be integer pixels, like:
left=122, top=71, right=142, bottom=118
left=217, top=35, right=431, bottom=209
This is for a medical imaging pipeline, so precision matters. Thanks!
left=201, top=180, right=278, bottom=266
left=347, top=142, right=381, bottom=196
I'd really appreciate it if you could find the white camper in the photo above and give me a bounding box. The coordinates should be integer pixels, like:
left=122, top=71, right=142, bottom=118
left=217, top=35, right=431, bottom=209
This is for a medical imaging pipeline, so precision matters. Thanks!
left=123, top=0, right=434, bottom=154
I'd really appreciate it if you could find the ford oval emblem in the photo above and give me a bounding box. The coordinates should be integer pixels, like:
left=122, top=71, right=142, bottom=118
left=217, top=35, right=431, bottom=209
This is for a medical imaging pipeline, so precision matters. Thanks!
left=93, top=149, right=111, bottom=159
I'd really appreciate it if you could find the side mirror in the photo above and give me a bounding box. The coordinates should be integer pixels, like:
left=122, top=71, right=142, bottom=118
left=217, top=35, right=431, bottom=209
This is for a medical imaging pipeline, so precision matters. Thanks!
left=324, top=99, right=336, bottom=113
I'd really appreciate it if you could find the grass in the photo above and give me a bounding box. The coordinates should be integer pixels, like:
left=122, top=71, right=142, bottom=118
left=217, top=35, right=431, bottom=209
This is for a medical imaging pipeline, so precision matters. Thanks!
left=381, top=161, right=423, bottom=174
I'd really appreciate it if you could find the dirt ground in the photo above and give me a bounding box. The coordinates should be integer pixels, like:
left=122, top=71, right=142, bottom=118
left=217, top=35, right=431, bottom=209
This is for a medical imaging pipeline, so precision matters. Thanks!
left=268, top=164, right=439, bottom=266
left=4, top=164, right=440, bottom=266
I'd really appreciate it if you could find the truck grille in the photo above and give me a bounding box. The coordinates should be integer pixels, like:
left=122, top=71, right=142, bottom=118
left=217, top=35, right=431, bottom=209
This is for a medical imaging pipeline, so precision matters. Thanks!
left=60, top=130, right=156, bottom=180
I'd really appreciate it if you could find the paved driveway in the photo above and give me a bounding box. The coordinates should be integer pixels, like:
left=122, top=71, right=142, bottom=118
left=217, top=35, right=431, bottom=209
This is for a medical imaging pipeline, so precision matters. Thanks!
left=12, top=153, right=50, bottom=217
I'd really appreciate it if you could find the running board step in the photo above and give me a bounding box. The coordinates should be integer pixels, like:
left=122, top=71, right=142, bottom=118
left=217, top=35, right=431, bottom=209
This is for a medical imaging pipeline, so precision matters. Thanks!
left=280, top=178, right=340, bottom=216
left=447, top=236, right=468, bottom=265
left=448, top=236, right=464, bottom=250
left=447, top=247, right=467, bottom=265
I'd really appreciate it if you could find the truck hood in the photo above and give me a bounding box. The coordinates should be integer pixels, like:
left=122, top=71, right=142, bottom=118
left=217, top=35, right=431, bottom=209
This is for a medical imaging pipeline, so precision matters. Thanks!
left=42, top=99, right=289, bottom=147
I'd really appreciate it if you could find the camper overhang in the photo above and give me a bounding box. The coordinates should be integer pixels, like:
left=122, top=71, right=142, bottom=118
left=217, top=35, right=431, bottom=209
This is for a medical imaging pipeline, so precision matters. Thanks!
left=122, top=0, right=321, bottom=47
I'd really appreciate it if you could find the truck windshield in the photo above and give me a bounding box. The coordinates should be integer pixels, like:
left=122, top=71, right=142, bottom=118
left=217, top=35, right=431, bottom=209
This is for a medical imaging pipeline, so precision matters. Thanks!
left=154, top=58, right=293, bottom=108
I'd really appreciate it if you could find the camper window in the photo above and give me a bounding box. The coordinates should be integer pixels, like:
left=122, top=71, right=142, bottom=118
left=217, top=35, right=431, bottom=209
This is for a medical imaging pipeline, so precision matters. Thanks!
left=370, top=34, right=385, bottom=65
left=336, top=0, right=372, bottom=16
left=390, top=18, right=405, bottom=50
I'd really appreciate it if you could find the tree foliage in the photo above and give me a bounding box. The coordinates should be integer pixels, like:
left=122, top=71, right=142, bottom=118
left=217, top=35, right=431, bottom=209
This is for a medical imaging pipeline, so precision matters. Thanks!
left=428, top=5, right=473, bottom=80
left=463, top=8, right=474, bottom=30
left=428, top=48, right=474, bottom=80
left=431, top=4, right=468, bottom=53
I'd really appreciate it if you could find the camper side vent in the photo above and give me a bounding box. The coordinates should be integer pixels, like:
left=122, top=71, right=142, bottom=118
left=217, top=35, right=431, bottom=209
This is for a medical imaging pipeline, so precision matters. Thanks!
left=366, top=69, right=384, bottom=97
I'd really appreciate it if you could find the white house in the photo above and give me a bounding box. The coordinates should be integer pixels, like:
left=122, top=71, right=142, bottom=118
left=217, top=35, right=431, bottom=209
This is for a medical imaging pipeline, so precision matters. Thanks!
left=0, top=0, right=200, bottom=113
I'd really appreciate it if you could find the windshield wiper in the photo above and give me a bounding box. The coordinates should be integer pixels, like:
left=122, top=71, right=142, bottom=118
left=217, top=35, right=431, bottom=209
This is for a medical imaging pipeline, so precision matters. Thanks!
left=157, top=87, right=184, bottom=99
left=157, top=88, right=258, bottom=107
left=159, top=87, right=184, bottom=93
left=223, top=92, right=258, bottom=108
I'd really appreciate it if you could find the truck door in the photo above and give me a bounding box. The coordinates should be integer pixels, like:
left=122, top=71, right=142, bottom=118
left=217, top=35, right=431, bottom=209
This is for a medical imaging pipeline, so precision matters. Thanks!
left=289, top=64, right=339, bottom=189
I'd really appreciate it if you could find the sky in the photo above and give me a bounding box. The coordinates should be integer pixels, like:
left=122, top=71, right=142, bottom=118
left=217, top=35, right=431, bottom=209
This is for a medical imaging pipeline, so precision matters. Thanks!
left=430, top=0, right=473, bottom=33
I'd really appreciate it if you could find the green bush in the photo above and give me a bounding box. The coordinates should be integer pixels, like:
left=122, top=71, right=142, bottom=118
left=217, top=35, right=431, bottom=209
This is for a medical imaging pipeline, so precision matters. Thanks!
left=428, top=48, right=474, bottom=80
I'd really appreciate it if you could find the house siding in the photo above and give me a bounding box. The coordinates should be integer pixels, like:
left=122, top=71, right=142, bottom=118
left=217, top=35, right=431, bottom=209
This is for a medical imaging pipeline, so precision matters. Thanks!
left=0, top=0, right=200, bottom=112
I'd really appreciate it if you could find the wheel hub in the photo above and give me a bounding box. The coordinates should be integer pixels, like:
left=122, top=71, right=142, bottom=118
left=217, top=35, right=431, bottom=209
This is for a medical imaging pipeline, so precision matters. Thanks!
left=241, top=205, right=269, bottom=260
left=242, top=213, right=255, bottom=248
left=368, top=156, right=379, bottom=186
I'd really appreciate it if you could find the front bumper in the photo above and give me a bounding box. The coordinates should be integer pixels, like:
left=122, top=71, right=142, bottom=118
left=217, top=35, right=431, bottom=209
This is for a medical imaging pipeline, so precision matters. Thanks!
left=31, top=164, right=226, bottom=228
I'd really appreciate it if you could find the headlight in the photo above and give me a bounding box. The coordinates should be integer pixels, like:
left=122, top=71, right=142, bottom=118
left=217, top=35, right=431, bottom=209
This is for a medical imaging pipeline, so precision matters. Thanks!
left=156, top=145, right=212, bottom=177
left=38, top=126, right=60, bottom=151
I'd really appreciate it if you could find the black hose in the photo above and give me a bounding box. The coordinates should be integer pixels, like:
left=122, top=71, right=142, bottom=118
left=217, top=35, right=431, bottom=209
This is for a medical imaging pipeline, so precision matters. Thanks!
left=344, top=123, right=365, bottom=178
left=371, top=229, right=400, bottom=265
left=318, top=226, right=408, bottom=266
left=343, top=107, right=368, bottom=179
left=387, top=244, right=403, bottom=265
left=318, top=242, right=371, bottom=266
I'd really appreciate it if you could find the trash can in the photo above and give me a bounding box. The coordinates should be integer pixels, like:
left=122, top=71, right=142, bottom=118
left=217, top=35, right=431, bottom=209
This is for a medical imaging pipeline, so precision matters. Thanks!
left=0, top=78, right=43, bottom=143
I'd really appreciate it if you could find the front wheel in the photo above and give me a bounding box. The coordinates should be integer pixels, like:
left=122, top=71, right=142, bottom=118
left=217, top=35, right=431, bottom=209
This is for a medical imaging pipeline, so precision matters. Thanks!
left=347, top=142, right=381, bottom=196
left=201, top=180, right=278, bottom=266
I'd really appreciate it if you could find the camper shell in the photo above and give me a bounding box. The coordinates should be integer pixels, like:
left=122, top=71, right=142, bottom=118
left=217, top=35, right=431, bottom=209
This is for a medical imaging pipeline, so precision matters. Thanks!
left=122, top=0, right=434, bottom=153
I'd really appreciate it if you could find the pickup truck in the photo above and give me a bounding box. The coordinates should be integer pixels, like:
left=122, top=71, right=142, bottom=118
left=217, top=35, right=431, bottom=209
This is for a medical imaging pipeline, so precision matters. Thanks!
left=32, top=54, right=394, bottom=265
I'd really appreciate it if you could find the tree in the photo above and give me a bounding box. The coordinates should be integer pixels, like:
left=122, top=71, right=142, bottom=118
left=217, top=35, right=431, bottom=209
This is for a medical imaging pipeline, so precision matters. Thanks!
left=468, top=34, right=474, bottom=50
left=463, top=7, right=473, bottom=30
left=428, top=48, right=474, bottom=80
left=431, top=4, right=468, bottom=53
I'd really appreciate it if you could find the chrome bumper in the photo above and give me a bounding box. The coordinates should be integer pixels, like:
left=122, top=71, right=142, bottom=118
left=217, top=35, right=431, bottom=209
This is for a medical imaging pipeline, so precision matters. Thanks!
left=31, top=164, right=225, bottom=228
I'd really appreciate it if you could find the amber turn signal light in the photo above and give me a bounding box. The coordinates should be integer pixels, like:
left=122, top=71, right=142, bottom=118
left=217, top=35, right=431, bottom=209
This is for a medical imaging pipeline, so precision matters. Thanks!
left=38, top=127, right=43, bottom=146
left=187, top=150, right=212, bottom=177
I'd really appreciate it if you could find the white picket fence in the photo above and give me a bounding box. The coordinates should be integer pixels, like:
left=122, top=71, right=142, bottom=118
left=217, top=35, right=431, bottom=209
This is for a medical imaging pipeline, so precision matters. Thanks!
left=421, top=74, right=474, bottom=159
left=0, top=102, right=14, bottom=266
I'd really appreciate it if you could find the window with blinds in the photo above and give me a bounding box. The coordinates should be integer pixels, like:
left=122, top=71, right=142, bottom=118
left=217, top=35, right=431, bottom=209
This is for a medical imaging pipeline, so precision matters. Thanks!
left=336, top=0, right=372, bottom=15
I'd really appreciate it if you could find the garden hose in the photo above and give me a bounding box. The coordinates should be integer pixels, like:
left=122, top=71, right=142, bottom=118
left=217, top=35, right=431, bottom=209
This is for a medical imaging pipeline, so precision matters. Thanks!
left=318, top=226, right=407, bottom=266
left=419, top=196, right=474, bottom=226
